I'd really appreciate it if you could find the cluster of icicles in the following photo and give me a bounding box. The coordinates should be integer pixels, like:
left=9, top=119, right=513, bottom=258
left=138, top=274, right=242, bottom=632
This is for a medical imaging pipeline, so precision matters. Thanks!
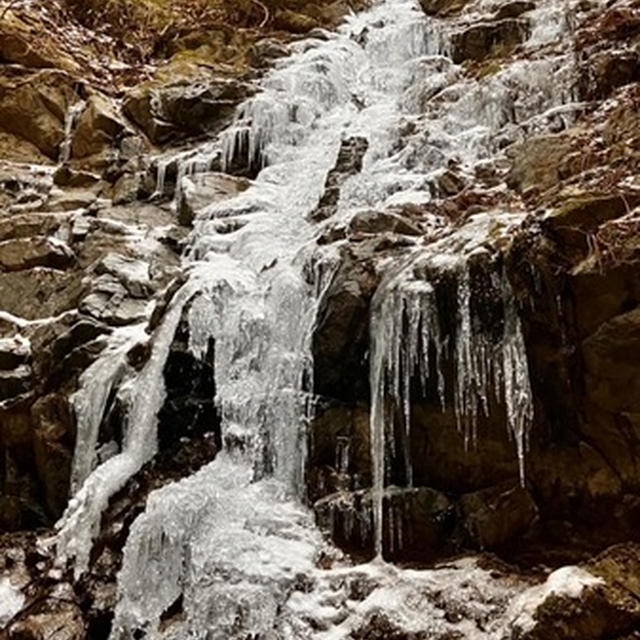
left=49, top=0, right=592, bottom=635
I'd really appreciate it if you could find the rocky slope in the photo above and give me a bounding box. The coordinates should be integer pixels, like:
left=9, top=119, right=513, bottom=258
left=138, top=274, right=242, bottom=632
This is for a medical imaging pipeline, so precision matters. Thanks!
left=1, top=0, right=640, bottom=638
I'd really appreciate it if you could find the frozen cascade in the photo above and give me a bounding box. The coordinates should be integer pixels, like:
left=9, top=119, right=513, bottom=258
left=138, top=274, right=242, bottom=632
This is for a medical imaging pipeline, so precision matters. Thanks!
left=369, top=215, right=534, bottom=558
left=55, top=280, right=202, bottom=575
left=53, top=0, right=601, bottom=635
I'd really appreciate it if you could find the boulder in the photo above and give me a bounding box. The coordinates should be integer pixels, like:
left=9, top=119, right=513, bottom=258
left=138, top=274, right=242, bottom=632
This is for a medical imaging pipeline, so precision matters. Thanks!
left=507, top=133, right=574, bottom=195
left=0, top=69, right=79, bottom=160
left=0, top=237, right=75, bottom=272
left=179, top=172, right=251, bottom=226
left=123, top=62, right=250, bottom=145
left=451, top=19, right=530, bottom=64
left=70, top=93, right=129, bottom=160
left=458, top=482, right=538, bottom=549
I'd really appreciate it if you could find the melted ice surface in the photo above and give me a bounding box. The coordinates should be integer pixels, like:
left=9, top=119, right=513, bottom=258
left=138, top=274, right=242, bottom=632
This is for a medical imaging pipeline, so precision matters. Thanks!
left=53, top=0, right=601, bottom=635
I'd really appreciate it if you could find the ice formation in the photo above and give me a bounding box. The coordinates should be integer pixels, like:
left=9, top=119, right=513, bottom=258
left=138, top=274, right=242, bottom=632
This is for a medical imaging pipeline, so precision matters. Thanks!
left=52, top=0, right=603, bottom=635
left=0, top=578, right=24, bottom=628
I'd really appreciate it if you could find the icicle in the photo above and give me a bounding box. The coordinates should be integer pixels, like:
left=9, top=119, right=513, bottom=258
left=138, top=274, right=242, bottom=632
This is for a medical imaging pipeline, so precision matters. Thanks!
left=59, top=101, right=85, bottom=164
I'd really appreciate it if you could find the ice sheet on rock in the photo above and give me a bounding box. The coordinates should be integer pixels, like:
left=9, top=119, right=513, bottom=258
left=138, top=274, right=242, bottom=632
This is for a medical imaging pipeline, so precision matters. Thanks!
left=70, top=324, right=148, bottom=494
left=55, top=281, right=199, bottom=576
left=0, top=578, right=24, bottom=627
left=112, top=455, right=323, bottom=638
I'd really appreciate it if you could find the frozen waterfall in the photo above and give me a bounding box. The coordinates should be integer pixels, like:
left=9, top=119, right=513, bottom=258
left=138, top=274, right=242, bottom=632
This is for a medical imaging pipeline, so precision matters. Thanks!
left=52, top=0, right=598, bottom=635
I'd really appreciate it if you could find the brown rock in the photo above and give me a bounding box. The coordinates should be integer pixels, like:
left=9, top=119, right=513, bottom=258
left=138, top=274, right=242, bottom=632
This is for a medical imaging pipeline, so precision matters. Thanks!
left=70, top=93, right=128, bottom=160
left=507, top=133, right=574, bottom=195
left=0, top=69, right=79, bottom=160
left=0, top=237, right=75, bottom=272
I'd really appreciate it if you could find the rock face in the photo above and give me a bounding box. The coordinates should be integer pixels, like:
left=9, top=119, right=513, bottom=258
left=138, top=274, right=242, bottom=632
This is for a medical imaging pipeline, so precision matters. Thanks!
left=123, top=67, right=251, bottom=145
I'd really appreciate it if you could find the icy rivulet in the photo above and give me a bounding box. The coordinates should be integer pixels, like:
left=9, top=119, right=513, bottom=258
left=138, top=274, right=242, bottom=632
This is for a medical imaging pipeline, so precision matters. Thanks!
left=52, top=0, right=604, bottom=636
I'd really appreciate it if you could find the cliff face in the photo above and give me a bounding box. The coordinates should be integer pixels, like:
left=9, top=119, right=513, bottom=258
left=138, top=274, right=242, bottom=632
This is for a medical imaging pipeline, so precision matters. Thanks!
left=1, top=0, right=640, bottom=638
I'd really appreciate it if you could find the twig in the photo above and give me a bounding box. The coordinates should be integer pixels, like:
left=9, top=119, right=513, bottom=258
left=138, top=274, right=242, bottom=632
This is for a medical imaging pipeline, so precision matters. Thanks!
left=251, top=0, right=270, bottom=28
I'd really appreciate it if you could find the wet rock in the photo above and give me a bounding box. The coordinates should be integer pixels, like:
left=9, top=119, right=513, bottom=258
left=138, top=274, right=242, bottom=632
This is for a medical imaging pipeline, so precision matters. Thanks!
left=179, top=172, right=251, bottom=226
left=543, top=192, right=640, bottom=253
left=94, top=253, right=152, bottom=299
left=71, top=93, right=129, bottom=160
left=459, top=483, right=538, bottom=549
left=80, top=276, right=149, bottom=326
left=31, top=394, right=74, bottom=518
left=0, top=237, right=75, bottom=272
left=582, top=49, right=640, bottom=100
left=0, top=364, right=32, bottom=402
left=451, top=19, right=530, bottom=64
left=0, top=336, right=31, bottom=371
left=312, top=243, right=380, bottom=401
left=111, top=172, right=142, bottom=205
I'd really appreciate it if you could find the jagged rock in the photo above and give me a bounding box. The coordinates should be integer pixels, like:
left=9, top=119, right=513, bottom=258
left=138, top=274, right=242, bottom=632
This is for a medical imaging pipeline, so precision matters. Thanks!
left=0, top=269, right=83, bottom=319
left=437, top=169, right=467, bottom=196
left=310, top=137, right=368, bottom=222
left=582, top=308, right=640, bottom=414
left=0, top=237, right=75, bottom=272
left=123, top=64, right=250, bottom=145
left=31, top=394, right=74, bottom=518
left=179, top=172, right=251, bottom=226
left=313, top=242, right=380, bottom=401
left=80, top=275, right=149, bottom=326
left=543, top=192, right=640, bottom=252
left=94, top=253, right=152, bottom=299
left=0, top=69, right=79, bottom=160
left=451, top=19, right=530, bottom=64
left=71, top=93, right=129, bottom=160
left=0, top=364, right=32, bottom=402
left=459, top=483, right=538, bottom=549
